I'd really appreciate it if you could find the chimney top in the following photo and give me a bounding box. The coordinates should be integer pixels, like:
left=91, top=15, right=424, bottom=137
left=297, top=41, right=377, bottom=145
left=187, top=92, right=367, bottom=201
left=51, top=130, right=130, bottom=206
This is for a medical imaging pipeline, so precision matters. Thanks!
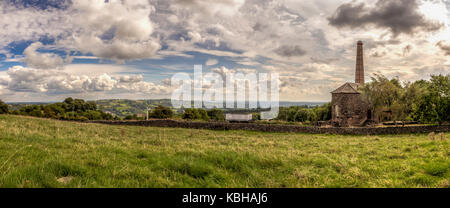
left=357, top=40, right=363, bottom=45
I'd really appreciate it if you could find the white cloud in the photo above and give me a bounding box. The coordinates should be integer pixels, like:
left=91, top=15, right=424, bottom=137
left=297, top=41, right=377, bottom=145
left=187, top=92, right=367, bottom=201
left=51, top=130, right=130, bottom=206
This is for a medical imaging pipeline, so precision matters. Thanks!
left=63, top=64, right=142, bottom=76
left=205, top=58, right=218, bottom=66
left=0, top=0, right=161, bottom=62
left=211, top=66, right=236, bottom=78
left=6, top=66, right=51, bottom=92
left=66, top=0, right=161, bottom=62
left=0, top=65, right=170, bottom=95
left=72, top=36, right=160, bottom=63
left=0, top=2, right=72, bottom=49
left=24, top=42, right=65, bottom=69
left=115, top=75, right=144, bottom=83
left=172, top=0, right=245, bottom=17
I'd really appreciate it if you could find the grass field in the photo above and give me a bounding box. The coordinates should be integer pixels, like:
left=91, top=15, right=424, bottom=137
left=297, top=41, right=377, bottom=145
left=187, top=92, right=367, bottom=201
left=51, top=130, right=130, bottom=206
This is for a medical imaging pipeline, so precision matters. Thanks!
left=0, top=115, right=448, bottom=188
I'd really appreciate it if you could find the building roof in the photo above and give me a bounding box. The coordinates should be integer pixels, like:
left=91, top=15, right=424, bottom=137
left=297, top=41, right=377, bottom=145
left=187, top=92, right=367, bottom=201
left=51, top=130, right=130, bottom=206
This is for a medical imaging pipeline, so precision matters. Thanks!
left=331, top=82, right=361, bottom=94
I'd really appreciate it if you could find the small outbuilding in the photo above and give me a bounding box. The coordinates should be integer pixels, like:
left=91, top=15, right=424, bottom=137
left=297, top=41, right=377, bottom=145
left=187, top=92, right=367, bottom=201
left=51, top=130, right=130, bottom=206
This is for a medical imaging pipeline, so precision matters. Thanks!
left=225, top=114, right=252, bottom=122
left=331, top=83, right=372, bottom=127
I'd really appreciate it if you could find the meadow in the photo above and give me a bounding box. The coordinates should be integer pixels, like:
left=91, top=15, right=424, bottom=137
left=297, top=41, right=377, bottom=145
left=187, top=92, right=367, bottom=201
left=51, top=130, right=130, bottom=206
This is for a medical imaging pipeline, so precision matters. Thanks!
left=0, top=115, right=448, bottom=188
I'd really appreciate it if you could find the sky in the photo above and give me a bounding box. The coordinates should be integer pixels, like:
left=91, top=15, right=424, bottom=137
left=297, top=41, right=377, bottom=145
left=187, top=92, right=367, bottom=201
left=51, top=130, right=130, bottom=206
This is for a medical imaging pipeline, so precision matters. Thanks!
left=0, top=0, right=449, bottom=102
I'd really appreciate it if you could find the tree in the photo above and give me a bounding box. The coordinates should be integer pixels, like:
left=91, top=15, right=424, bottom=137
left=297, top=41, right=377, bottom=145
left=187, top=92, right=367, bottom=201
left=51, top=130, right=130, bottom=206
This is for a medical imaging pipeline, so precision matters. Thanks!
left=294, top=108, right=309, bottom=122
left=313, top=102, right=332, bottom=121
left=83, top=110, right=103, bottom=120
left=64, top=97, right=74, bottom=104
left=124, top=114, right=141, bottom=120
left=182, top=108, right=210, bottom=121
left=378, top=80, right=425, bottom=122
left=360, top=74, right=403, bottom=121
left=197, top=109, right=210, bottom=121
left=429, top=74, right=450, bottom=124
left=307, top=109, right=318, bottom=122
left=276, top=108, right=288, bottom=121
left=207, top=108, right=225, bottom=121
left=182, top=108, right=201, bottom=120
left=413, top=74, right=449, bottom=124
left=150, top=105, right=173, bottom=119
left=0, top=100, right=8, bottom=114
left=287, top=108, right=297, bottom=122
left=43, top=106, right=56, bottom=118
left=359, top=73, right=449, bottom=124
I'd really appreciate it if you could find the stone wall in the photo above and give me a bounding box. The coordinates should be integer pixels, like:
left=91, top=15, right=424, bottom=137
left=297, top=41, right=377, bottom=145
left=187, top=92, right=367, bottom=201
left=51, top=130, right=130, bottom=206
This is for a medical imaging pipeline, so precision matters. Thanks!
left=88, top=120, right=450, bottom=135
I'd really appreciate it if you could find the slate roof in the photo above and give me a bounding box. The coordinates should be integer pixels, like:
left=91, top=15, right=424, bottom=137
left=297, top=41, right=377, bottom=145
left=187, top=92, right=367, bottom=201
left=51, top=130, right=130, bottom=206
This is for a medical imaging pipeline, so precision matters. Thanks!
left=331, top=82, right=361, bottom=94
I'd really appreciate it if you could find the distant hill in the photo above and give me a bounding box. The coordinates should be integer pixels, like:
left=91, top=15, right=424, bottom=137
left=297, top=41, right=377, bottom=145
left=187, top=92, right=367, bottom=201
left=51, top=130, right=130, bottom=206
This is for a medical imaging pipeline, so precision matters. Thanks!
left=95, top=99, right=173, bottom=117
left=279, top=101, right=327, bottom=107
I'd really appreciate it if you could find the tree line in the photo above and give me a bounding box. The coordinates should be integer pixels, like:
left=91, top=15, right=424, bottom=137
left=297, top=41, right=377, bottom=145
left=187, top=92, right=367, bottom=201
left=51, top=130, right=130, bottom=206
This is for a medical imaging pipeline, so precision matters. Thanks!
left=0, top=98, right=115, bottom=121
left=0, top=97, right=226, bottom=122
left=360, top=74, right=449, bottom=124
left=124, top=107, right=226, bottom=121
left=276, top=103, right=332, bottom=124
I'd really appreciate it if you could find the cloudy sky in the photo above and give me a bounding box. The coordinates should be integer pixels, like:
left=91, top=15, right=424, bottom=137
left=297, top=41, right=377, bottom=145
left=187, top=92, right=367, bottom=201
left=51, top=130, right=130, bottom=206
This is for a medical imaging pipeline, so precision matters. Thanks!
left=0, top=0, right=449, bottom=102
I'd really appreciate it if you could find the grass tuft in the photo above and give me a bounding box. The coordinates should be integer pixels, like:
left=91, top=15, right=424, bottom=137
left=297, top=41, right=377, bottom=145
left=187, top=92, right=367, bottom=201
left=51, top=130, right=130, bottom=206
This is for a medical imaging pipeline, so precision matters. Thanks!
left=424, top=161, right=449, bottom=177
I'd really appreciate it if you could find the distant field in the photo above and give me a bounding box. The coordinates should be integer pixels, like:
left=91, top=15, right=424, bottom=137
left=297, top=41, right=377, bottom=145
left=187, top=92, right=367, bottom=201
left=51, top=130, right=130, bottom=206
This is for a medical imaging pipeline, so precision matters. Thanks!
left=0, top=115, right=448, bottom=188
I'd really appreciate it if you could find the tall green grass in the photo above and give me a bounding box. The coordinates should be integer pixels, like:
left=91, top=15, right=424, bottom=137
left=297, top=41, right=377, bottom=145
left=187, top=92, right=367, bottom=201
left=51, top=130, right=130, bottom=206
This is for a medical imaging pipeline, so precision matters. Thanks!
left=0, top=115, right=448, bottom=188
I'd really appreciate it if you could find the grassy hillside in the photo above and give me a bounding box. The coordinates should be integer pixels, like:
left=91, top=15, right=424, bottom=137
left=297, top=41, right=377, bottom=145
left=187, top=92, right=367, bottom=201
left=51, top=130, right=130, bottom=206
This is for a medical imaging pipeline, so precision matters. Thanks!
left=0, top=115, right=448, bottom=188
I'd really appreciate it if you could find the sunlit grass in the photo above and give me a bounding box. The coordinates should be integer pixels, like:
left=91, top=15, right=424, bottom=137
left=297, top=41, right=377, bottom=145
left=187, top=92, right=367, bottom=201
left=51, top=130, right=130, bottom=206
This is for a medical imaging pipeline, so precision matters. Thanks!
left=0, top=115, right=448, bottom=188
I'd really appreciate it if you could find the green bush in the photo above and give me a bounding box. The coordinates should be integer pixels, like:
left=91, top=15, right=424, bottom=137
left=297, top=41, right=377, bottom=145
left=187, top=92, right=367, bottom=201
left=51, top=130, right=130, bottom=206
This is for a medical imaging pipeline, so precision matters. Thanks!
left=276, top=103, right=332, bottom=123
left=150, top=105, right=173, bottom=119
left=182, top=108, right=210, bottom=121
left=0, top=100, right=8, bottom=114
left=198, top=109, right=209, bottom=121
left=124, top=114, right=143, bottom=120
left=207, top=109, right=225, bottom=121
left=294, top=109, right=309, bottom=122
left=182, top=108, right=201, bottom=120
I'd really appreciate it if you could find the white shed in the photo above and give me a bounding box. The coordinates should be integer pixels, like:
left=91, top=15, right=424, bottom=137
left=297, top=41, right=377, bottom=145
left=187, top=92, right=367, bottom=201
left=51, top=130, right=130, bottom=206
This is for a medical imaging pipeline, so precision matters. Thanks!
left=225, top=114, right=252, bottom=122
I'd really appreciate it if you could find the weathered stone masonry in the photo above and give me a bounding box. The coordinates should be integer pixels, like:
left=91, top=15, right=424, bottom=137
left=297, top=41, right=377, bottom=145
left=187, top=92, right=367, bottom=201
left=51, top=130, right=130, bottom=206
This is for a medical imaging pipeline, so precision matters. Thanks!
left=88, top=120, right=449, bottom=135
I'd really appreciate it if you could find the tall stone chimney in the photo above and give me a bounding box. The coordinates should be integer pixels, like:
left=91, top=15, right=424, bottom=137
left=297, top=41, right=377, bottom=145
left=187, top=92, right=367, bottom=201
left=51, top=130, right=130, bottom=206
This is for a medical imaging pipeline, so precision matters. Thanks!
left=355, top=41, right=364, bottom=84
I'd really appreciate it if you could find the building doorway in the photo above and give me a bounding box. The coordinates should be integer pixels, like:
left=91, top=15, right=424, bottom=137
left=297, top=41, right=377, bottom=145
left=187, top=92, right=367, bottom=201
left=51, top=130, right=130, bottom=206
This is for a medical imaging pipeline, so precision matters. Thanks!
left=367, top=109, right=372, bottom=120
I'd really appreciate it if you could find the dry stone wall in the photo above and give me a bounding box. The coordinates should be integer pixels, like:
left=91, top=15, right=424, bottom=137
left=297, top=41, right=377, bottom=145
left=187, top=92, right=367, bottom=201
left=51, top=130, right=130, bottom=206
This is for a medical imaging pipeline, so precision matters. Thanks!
left=88, top=120, right=450, bottom=135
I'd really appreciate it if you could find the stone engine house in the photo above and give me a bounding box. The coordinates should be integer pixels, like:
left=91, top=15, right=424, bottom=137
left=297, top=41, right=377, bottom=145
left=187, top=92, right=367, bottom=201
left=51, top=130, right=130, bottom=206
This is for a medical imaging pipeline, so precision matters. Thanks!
left=331, top=41, right=373, bottom=127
